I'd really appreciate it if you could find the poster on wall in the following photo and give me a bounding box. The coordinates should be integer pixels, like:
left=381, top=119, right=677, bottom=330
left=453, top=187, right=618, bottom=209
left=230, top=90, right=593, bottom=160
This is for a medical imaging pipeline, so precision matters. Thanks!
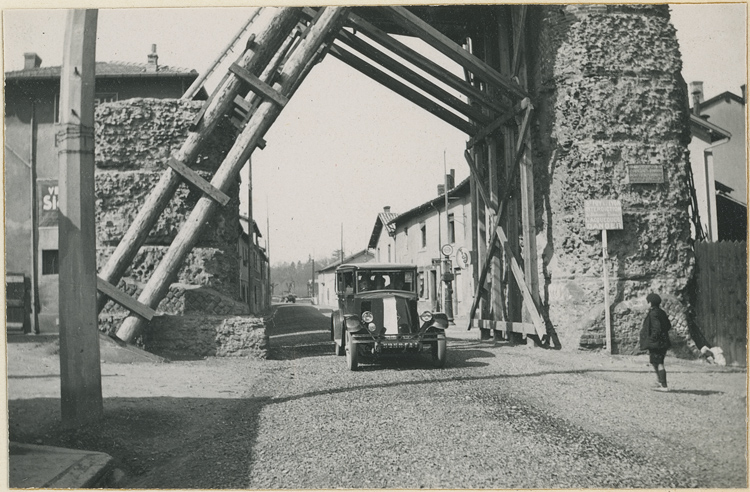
left=37, top=179, right=59, bottom=227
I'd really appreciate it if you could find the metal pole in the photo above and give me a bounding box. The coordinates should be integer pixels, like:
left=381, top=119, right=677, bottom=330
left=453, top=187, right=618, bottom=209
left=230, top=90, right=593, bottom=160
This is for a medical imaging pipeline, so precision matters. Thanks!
left=443, top=152, right=454, bottom=322
left=603, top=229, right=612, bottom=353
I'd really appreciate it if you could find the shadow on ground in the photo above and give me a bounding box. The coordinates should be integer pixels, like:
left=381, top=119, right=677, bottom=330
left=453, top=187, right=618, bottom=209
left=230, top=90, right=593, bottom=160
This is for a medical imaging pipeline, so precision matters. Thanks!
left=8, top=396, right=267, bottom=489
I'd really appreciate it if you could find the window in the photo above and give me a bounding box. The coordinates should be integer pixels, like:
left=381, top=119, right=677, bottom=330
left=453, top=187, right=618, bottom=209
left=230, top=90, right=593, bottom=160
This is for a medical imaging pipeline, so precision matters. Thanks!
left=42, top=250, right=58, bottom=275
left=95, top=93, right=118, bottom=105
left=420, top=223, right=427, bottom=248
left=448, top=213, right=455, bottom=243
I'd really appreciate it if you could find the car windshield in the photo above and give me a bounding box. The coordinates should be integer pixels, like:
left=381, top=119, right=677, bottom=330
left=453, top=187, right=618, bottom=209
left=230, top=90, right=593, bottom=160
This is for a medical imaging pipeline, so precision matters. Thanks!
left=356, top=270, right=415, bottom=293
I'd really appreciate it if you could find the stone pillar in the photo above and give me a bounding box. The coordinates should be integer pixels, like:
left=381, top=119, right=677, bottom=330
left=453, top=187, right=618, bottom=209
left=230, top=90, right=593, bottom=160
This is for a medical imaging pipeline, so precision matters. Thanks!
left=532, top=5, right=695, bottom=354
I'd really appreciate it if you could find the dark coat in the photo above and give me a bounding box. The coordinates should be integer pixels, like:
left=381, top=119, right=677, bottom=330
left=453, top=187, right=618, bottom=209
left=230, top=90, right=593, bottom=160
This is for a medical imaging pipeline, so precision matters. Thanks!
left=639, top=306, right=672, bottom=350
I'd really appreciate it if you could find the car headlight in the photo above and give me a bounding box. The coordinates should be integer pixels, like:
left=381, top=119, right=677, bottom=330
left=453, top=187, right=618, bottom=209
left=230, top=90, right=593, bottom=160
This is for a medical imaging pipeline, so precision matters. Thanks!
left=420, top=311, right=433, bottom=322
left=367, top=322, right=377, bottom=332
left=361, top=311, right=374, bottom=323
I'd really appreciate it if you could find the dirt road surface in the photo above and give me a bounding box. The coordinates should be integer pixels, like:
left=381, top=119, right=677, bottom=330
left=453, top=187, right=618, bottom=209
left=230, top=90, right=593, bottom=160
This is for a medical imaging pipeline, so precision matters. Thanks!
left=7, top=304, right=747, bottom=488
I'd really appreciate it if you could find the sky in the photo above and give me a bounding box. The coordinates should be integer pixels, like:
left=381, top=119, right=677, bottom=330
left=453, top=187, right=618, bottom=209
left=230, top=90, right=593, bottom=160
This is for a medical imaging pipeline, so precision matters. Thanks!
left=3, top=3, right=747, bottom=265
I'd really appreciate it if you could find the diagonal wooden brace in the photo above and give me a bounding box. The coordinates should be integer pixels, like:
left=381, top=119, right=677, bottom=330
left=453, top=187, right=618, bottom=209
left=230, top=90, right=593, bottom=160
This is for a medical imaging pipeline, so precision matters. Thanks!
left=167, top=156, right=230, bottom=206
left=96, top=277, right=156, bottom=321
left=229, top=62, right=289, bottom=107
left=495, top=226, right=546, bottom=338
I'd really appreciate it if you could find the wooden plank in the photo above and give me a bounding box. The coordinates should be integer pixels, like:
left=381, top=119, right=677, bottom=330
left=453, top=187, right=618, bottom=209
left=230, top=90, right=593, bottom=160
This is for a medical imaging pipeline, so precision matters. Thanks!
left=96, top=277, right=156, bottom=321
left=511, top=5, right=527, bottom=77
left=471, top=319, right=536, bottom=335
left=336, top=29, right=492, bottom=125
left=96, top=9, right=301, bottom=315
left=116, top=7, right=349, bottom=343
left=466, top=105, right=521, bottom=149
left=344, top=11, right=509, bottom=115
left=463, top=150, right=490, bottom=207
left=167, top=156, right=231, bottom=206
left=328, top=43, right=477, bottom=135
left=496, top=226, right=546, bottom=338
left=58, top=8, right=103, bottom=428
left=229, top=62, right=289, bottom=107
left=383, top=6, right=528, bottom=100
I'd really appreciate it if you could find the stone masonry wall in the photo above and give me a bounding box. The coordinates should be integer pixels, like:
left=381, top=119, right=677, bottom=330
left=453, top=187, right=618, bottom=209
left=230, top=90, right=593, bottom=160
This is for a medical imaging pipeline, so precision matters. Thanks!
left=530, top=5, right=696, bottom=355
left=94, top=98, right=247, bottom=336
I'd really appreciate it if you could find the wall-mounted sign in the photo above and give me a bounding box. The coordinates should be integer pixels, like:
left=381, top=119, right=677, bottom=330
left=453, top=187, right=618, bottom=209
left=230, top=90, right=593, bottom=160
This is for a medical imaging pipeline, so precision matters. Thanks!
left=584, top=199, right=623, bottom=230
left=441, top=244, right=454, bottom=257
left=456, top=247, right=471, bottom=269
left=38, top=180, right=59, bottom=227
left=628, top=164, right=664, bottom=184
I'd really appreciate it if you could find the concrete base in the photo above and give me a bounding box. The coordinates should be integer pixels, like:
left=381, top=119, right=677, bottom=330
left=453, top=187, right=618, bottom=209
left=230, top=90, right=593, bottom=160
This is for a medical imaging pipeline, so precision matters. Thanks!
left=9, top=442, right=125, bottom=488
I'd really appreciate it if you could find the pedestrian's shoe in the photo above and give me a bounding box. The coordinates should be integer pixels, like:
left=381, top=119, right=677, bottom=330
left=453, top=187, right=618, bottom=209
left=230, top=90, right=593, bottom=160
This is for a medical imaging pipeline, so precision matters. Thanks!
left=653, top=386, right=670, bottom=392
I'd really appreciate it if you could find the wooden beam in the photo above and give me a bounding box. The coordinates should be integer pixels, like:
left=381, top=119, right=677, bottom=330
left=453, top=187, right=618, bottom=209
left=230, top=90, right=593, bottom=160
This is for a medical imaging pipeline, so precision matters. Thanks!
left=167, top=156, right=231, bottom=206
left=337, top=29, right=491, bottom=125
left=328, top=43, right=477, bottom=135
left=96, top=277, right=156, bottom=321
left=463, top=150, right=490, bottom=207
left=466, top=106, right=518, bottom=149
left=116, top=7, right=349, bottom=343
left=382, top=6, right=528, bottom=100
left=511, top=5, right=527, bottom=78
left=96, top=8, right=301, bottom=314
left=229, top=62, right=289, bottom=107
left=495, top=226, right=546, bottom=338
left=471, top=319, right=536, bottom=335
left=344, top=11, right=509, bottom=115
left=57, top=8, right=103, bottom=428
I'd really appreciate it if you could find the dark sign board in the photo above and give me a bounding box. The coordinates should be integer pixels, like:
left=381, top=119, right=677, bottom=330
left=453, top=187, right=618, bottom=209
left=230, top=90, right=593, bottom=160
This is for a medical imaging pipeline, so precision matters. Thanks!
left=628, top=164, right=664, bottom=184
left=584, top=199, right=623, bottom=230
left=38, top=180, right=59, bottom=227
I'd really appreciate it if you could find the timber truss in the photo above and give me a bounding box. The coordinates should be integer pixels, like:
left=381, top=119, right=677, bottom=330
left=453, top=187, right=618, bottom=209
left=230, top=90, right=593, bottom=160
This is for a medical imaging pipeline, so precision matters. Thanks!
left=96, top=6, right=559, bottom=348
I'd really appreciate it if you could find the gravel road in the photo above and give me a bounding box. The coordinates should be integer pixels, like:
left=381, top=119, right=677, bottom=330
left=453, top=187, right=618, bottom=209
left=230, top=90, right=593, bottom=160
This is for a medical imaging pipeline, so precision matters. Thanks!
left=7, top=303, right=747, bottom=489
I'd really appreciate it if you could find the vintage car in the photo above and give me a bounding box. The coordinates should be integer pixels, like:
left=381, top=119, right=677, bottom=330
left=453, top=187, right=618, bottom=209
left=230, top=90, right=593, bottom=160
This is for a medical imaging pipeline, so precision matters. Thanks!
left=330, top=263, right=448, bottom=370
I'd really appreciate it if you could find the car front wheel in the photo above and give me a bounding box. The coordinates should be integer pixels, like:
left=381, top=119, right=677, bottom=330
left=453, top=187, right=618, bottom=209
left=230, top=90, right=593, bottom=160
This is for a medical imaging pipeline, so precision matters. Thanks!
left=346, top=331, right=359, bottom=371
left=432, top=336, right=447, bottom=368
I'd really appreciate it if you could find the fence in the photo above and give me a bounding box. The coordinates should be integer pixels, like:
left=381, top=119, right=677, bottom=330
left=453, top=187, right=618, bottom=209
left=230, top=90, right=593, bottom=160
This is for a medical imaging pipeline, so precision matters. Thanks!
left=694, top=241, right=747, bottom=366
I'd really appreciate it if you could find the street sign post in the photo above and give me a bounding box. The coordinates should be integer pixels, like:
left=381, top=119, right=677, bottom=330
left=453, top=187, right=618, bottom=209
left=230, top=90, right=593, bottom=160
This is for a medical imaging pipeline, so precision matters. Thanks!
left=584, top=200, right=623, bottom=354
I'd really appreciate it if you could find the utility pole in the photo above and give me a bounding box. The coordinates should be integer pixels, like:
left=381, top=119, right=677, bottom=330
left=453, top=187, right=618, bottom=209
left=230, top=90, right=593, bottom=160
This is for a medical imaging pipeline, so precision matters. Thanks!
left=442, top=151, right=454, bottom=322
left=57, top=8, right=103, bottom=428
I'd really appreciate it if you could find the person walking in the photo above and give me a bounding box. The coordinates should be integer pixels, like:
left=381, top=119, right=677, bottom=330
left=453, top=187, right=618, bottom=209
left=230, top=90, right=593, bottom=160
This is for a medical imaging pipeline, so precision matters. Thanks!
left=640, top=293, right=672, bottom=392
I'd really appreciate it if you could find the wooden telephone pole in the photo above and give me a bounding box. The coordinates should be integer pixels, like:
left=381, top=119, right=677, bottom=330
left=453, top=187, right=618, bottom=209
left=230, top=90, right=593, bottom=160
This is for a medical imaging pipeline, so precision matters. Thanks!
left=57, top=9, right=103, bottom=427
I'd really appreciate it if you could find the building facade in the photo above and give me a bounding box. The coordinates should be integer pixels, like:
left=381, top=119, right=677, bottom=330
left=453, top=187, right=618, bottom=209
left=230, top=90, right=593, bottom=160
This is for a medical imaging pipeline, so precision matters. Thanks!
left=5, top=48, right=204, bottom=333
left=367, top=206, right=399, bottom=263
left=315, top=250, right=374, bottom=308
left=688, top=82, right=747, bottom=241
left=389, top=177, right=473, bottom=317
left=239, top=216, right=271, bottom=314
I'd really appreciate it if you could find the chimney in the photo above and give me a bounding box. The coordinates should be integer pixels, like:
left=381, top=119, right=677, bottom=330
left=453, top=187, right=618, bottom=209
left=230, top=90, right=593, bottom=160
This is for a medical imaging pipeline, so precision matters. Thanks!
left=147, top=44, right=158, bottom=72
left=23, top=52, right=42, bottom=69
left=446, top=169, right=455, bottom=190
left=690, top=81, right=704, bottom=115
left=383, top=206, right=391, bottom=214
left=742, top=84, right=746, bottom=104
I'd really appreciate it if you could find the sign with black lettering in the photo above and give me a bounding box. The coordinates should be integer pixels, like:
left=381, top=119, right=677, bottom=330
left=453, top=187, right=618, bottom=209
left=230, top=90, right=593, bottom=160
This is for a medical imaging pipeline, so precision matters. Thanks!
left=628, top=164, right=664, bottom=184
left=584, top=199, right=623, bottom=230
left=38, top=180, right=59, bottom=226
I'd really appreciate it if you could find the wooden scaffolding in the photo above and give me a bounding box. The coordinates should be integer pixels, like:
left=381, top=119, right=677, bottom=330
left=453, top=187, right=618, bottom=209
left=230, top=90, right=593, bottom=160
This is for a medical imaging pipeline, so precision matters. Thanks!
left=97, top=6, right=558, bottom=348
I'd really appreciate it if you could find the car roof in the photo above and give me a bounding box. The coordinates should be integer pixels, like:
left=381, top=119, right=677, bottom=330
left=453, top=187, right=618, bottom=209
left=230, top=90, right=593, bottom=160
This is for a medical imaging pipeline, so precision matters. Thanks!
left=336, top=262, right=416, bottom=271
